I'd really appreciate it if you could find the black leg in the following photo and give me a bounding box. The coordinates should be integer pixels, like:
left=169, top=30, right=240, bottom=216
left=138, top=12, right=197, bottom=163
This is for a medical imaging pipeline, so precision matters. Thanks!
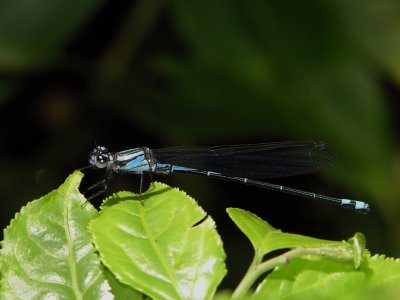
left=138, top=173, right=145, bottom=205
left=139, top=172, right=144, bottom=195
left=86, top=178, right=109, bottom=201
left=84, top=170, right=113, bottom=201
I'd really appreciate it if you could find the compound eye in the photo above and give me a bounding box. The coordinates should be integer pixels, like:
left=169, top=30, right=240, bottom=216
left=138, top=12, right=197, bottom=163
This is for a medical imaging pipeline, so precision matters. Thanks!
left=95, top=154, right=108, bottom=168
left=96, top=146, right=108, bottom=154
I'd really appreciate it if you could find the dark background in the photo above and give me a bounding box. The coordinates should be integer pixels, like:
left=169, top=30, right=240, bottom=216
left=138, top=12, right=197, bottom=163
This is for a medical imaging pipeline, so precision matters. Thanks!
left=1, top=0, right=400, bottom=289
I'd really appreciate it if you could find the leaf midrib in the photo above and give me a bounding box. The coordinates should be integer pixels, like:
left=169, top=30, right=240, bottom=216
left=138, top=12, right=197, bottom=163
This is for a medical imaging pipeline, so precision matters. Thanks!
left=62, top=187, right=83, bottom=300
left=139, top=203, right=181, bottom=299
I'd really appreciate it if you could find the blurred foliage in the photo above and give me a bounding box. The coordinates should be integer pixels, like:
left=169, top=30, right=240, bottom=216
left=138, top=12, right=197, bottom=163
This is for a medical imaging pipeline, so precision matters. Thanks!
left=1, top=0, right=400, bottom=289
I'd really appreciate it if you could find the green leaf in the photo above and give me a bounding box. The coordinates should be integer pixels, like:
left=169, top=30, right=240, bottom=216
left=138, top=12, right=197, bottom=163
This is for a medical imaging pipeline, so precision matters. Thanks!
left=228, top=208, right=367, bottom=299
left=90, top=182, right=226, bottom=300
left=104, top=267, right=144, bottom=300
left=253, top=254, right=400, bottom=300
left=213, top=290, right=235, bottom=300
left=253, top=256, right=365, bottom=300
left=227, top=208, right=342, bottom=257
left=0, top=171, right=112, bottom=299
left=226, top=207, right=275, bottom=249
left=349, top=232, right=367, bottom=269
left=364, top=254, right=400, bottom=299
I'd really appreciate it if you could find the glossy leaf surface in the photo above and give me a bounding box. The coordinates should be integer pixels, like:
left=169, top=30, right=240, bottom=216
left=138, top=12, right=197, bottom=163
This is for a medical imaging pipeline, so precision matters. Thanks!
left=90, top=183, right=226, bottom=300
left=227, top=207, right=342, bottom=256
left=0, top=171, right=112, bottom=299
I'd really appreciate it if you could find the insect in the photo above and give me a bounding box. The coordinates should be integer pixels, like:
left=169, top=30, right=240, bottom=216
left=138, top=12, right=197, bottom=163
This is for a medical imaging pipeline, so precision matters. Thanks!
left=85, top=141, right=369, bottom=214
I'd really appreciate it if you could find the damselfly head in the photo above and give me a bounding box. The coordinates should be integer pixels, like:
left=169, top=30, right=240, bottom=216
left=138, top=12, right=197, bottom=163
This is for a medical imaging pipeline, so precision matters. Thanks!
left=89, top=145, right=109, bottom=169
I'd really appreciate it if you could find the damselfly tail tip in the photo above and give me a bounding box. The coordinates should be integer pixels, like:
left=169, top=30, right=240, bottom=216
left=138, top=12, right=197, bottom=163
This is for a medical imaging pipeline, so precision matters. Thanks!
left=340, top=199, right=370, bottom=214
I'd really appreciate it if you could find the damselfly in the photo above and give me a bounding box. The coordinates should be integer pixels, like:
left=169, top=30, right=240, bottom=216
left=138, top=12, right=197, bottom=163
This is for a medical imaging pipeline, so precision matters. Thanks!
left=85, top=141, right=369, bottom=214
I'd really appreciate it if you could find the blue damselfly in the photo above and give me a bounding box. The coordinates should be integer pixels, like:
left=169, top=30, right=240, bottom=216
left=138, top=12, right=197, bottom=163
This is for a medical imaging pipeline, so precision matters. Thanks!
left=85, top=141, right=369, bottom=214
